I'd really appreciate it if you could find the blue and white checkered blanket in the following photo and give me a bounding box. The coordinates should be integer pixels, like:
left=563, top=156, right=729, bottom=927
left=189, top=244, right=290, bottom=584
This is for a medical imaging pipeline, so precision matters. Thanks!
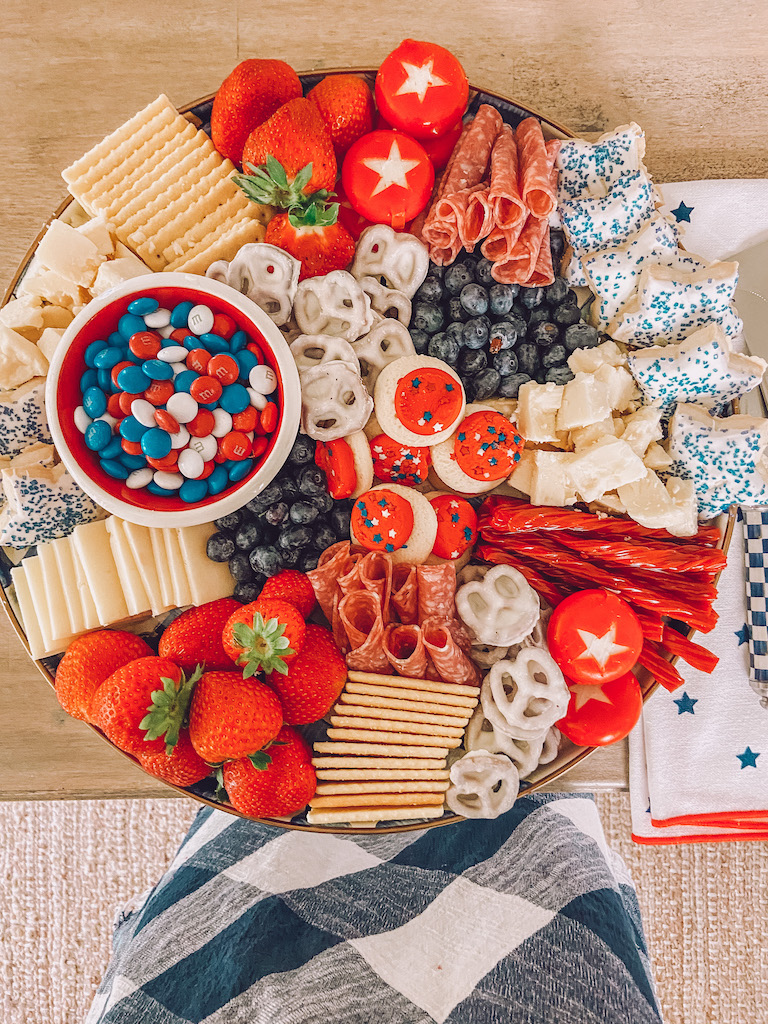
left=87, top=794, right=660, bottom=1024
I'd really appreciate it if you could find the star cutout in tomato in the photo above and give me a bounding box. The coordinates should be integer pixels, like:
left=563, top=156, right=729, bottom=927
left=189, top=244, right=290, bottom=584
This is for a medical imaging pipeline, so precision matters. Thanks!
left=572, top=683, right=613, bottom=711
left=395, top=58, right=447, bottom=103
left=574, top=624, right=631, bottom=670
left=737, top=746, right=760, bottom=769
left=362, top=139, right=421, bottom=197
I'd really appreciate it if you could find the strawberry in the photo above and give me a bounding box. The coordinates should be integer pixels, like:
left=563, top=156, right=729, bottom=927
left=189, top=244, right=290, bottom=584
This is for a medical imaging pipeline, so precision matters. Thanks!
left=158, top=598, right=240, bottom=675
left=240, top=97, right=336, bottom=196
left=211, top=59, right=302, bottom=167
left=55, top=630, right=154, bottom=722
left=258, top=570, right=316, bottom=619
left=188, top=671, right=283, bottom=763
left=265, top=207, right=355, bottom=280
left=139, top=730, right=211, bottom=787
left=307, top=74, right=375, bottom=157
left=89, top=656, right=183, bottom=756
left=266, top=624, right=346, bottom=725
left=221, top=726, right=316, bottom=817
left=222, top=598, right=306, bottom=677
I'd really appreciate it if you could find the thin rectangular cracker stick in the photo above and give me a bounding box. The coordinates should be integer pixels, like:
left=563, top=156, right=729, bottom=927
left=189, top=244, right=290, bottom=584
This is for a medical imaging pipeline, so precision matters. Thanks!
left=331, top=703, right=469, bottom=728
left=309, top=792, right=446, bottom=809
left=311, top=756, right=447, bottom=770
left=325, top=728, right=461, bottom=749
left=347, top=671, right=479, bottom=697
left=345, top=682, right=477, bottom=709
left=328, top=715, right=464, bottom=739
left=315, top=781, right=451, bottom=795
left=306, top=805, right=445, bottom=825
left=338, top=692, right=475, bottom=718
left=315, top=767, right=450, bottom=781
left=314, top=742, right=450, bottom=758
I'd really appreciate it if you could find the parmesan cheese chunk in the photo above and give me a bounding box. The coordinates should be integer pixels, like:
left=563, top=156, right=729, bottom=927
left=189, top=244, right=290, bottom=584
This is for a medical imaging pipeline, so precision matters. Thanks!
left=618, top=470, right=698, bottom=536
left=529, top=451, right=578, bottom=506
left=556, top=372, right=611, bottom=431
left=35, top=219, right=103, bottom=288
left=620, top=405, right=663, bottom=458
left=568, top=436, right=646, bottom=502
left=0, top=326, right=49, bottom=390
left=567, top=340, right=625, bottom=374
left=516, top=381, right=563, bottom=443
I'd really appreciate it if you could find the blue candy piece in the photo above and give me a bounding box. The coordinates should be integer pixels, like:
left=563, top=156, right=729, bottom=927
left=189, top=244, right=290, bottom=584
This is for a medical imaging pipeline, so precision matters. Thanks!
left=93, top=346, right=125, bottom=370
left=100, top=459, right=130, bottom=480
left=101, top=436, right=123, bottom=460
left=147, top=481, right=176, bottom=497
left=141, top=358, right=174, bottom=381
left=174, top=369, right=199, bottom=393
left=206, top=464, right=229, bottom=495
left=170, top=300, right=195, bottom=328
left=108, top=332, right=124, bottom=347
left=235, top=350, right=259, bottom=378
left=80, top=369, right=99, bottom=392
left=117, top=365, right=151, bottom=394
left=119, top=416, right=148, bottom=442
left=83, top=386, right=108, bottom=418
left=229, top=329, right=248, bottom=353
left=227, top=459, right=252, bottom=483
left=118, top=452, right=147, bottom=470
left=128, top=296, right=158, bottom=317
left=199, top=332, right=228, bottom=354
left=199, top=401, right=219, bottom=412
left=179, top=478, right=208, bottom=503
left=84, top=419, right=112, bottom=451
left=97, top=368, right=113, bottom=393
left=84, top=339, right=108, bottom=368
left=183, top=335, right=202, bottom=351
left=117, top=313, right=147, bottom=341
left=219, top=383, right=250, bottom=415
left=141, top=427, right=172, bottom=459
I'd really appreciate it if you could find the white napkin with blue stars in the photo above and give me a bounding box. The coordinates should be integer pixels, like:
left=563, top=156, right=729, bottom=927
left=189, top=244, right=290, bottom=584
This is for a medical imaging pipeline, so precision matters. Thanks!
left=629, top=179, right=768, bottom=844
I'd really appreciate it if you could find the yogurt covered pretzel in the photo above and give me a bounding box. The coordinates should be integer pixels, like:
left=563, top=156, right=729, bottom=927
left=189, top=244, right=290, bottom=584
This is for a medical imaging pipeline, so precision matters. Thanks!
left=299, top=362, right=374, bottom=442
left=357, top=277, right=412, bottom=326
left=445, top=750, right=520, bottom=819
left=486, top=649, right=570, bottom=737
left=465, top=706, right=549, bottom=778
left=290, top=334, right=360, bottom=377
left=350, top=224, right=429, bottom=299
left=293, top=270, right=374, bottom=341
left=456, top=563, right=540, bottom=647
left=206, top=243, right=299, bottom=327
left=351, top=318, right=415, bottom=391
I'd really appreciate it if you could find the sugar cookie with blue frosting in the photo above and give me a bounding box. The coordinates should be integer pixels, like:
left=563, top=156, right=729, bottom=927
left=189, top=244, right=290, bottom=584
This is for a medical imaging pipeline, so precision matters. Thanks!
left=556, top=123, right=647, bottom=202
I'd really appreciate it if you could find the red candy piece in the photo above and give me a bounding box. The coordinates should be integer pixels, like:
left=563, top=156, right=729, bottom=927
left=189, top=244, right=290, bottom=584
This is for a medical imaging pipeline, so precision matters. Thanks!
left=144, top=380, right=174, bottom=406
left=154, top=409, right=180, bottom=434
left=375, top=39, right=468, bottom=140
left=190, top=376, right=223, bottom=404
left=211, top=313, right=235, bottom=339
left=452, top=410, right=524, bottom=482
left=429, top=494, right=478, bottom=560
left=232, top=406, right=259, bottom=432
left=219, top=431, right=251, bottom=461
left=187, top=348, right=211, bottom=375
left=129, top=330, right=162, bottom=359
left=260, top=402, right=278, bottom=433
left=107, top=393, right=124, bottom=419
left=121, top=439, right=143, bottom=456
left=187, top=409, right=215, bottom=437
left=207, top=353, right=239, bottom=385
left=198, top=460, right=215, bottom=479
left=251, top=436, right=269, bottom=459
left=246, top=341, right=264, bottom=361
left=394, top=366, right=463, bottom=437
left=351, top=488, right=413, bottom=553
left=118, top=392, right=135, bottom=415
left=341, top=129, right=434, bottom=229
left=557, top=671, right=643, bottom=747
left=547, top=590, right=644, bottom=685
left=147, top=452, right=179, bottom=470
left=111, top=360, right=134, bottom=388
left=370, top=432, right=430, bottom=486
left=316, top=438, right=357, bottom=499
left=170, top=328, right=194, bottom=344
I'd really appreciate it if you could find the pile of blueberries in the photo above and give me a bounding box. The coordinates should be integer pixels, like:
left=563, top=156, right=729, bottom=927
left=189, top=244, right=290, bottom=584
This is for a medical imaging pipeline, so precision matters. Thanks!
left=205, top=433, right=352, bottom=601
left=409, top=231, right=604, bottom=401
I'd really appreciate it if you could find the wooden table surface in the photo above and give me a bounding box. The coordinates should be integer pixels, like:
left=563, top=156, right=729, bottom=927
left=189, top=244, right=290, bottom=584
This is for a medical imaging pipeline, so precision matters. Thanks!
left=2, top=0, right=766, bottom=801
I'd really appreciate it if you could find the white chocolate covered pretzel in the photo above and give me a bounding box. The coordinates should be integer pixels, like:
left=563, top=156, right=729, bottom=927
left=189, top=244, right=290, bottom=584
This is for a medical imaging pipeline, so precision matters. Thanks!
left=456, top=564, right=540, bottom=646
left=445, top=750, right=520, bottom=819
left=293, top=270, right=374, bottom=342
left=358, top=277, right=412, bottom=326
left=465, top=707, right=548, bottom=779
left=299, top=362, right=374, bottom=443
left=290, top=334, right=360, bottom=377
left=206, top=243, right=299, bottom=327
left=470, top=641, right=510, bottom=669
left=486, top=650, right=570, bottom=737
left=351, top=318, right=415, bottom=392
left=351, top=224, right=429, bottom=299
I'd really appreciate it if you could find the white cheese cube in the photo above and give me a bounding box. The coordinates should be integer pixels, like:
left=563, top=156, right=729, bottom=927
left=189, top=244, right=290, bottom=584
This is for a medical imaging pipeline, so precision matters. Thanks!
left=620, top=405, right=663, bottom=458
left=76, top=214, right=115, bottom=259
left=567, top=340, right=625, bottom=374
left=0, top=326, right=49, bottom=390
left=506, top=447, right=535, bottom=497
left=516, top=382, right=563, bottom=443
left=644, top=441, right=673, bottom=470
left=664, top=477, right=698, bottom=537
left=36, top=328, right=65, bottom=364
left=530, top=451, right=578, bottom=506
left=0, top=295, right=44, bottom=340
left=105, top=518, right=150, bottom=617
left=39, top=305, right=74, bottom=331
left=556, top=372, right=611, bottom=432
left=71, top=519, right=130, bottom=626
left=91, top=257, right=151, bottom=296
left=568, top=436, right=646, bottom=502
left=589, top=492, right=627, bottom=516
left=569, top=416, right=617, bottom=451
left=176, top=523, right=235, bottom=606
left=594, top=363, right=637, bottom=412
left=35, top=219, right=102, bottom=288
left=19, top=267, right=88, bottom=309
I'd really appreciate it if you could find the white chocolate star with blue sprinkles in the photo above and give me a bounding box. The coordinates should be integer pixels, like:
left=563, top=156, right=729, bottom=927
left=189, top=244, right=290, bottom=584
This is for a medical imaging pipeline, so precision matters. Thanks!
left=609, top=261, right=743, bottom=348
left=667, top=403, right=768, bottom=518
left=556, top=122, right=647, bottom=201
left=0, top=462, right=102, bottom=548
left=0, top=378, right=51, bottom=458
left=628, top=323, right=767, bottom=423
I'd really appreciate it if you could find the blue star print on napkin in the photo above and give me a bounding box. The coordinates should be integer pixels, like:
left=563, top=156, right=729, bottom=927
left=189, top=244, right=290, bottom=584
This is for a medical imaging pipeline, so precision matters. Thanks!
left=671, top=201, right=694, bottom=222
left=735, top=623, right=751, bottom=646
left=737, top=747, right=761, bottom=769
left=673, top=692, right=698, bottom=715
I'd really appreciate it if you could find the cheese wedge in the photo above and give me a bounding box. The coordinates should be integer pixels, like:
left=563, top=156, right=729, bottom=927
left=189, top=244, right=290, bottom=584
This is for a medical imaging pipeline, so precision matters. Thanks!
left=105, top=518, right=150, bottom=617
left=70, top=519, right=130, bottom=626
left=176, top=523, right=234, bottom=605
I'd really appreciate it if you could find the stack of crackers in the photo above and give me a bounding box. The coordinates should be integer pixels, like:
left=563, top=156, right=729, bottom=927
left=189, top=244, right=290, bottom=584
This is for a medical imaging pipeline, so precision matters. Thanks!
left=307, top=671, right=479, bottom=826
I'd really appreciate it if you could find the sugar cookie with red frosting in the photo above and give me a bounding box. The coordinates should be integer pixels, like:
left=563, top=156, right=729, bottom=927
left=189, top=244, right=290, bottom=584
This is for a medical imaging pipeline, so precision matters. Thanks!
left=370, top=432, right=431, bottom=487
left=350, top=483, right=437, bottom=564
left=374, top=355, right=466, bottom=446
left=431, top=404, right=525, bottom=494
left=315, top=430, right=374, bottom=500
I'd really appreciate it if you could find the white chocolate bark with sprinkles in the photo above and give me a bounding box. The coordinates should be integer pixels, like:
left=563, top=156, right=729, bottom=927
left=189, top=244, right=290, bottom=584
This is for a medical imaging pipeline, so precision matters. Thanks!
left=556, top=123, right=647, bottom=202
left=667, top=404, right=768, bottom=518
left=0, top=463, right=103, bottom=549
left=0, top=379, right=51, bottom=458
left=628, top=323, right=767, bottom=422
left=608, top=261, right=742, bottom=347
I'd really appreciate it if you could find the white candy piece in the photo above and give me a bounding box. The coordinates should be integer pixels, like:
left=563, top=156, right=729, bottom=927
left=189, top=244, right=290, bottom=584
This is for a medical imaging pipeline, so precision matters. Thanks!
left=293, top=270, right=374, bottom=342
left=352, top=318, right=415, bottom=392
left=169, top=425, right=191, bottom=450
left=157, top=345, right=188, bottom=363
left=154, top=471, right=183, bottom=490
left=126, top=468, right=153, bottom=489
left=351, top=224, right=429, bottom=299
left=456, top=564, right=540, bottom=647
left=290, top=334, right=360, bottom=377
left=248, top=364, right=277, bottom=395
left=73, top=406, right=91, bottom=434
left=188, top=434, right=217, bottom=461
left=211, top=408, right=233, bottom=437
left=178, top=448, right=205, bottom=479
left=358, top=277, right=412, bottom=326
left=207, top=243, right=300, bottom=327
left=187, top=304, right=215, bottom=336
left=158, top=324, right=175, bottom=339
left=130, top=398, right=157, bottom=428
left=144, top=307, right=171, bottom=329
left=166, top=391, right=198, bottom=424
left=445, top=751, right=520, bottom=819
left=300, top=362, right=374, bottom=443
left=487, top=649, right=570, bottom=737
left=247, top=387, right=268, bottom=411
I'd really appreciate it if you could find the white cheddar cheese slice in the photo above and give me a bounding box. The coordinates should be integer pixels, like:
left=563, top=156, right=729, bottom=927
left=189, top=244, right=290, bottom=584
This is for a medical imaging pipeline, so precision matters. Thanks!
left=22, top=555, right=54, bottom=652
left=38, top=542, right=78, bottom=646
left=51, top=536, right=85, bottom=634
left=121, top=520, right=170, bottom=616
left=68, top=537, right=100, bottom=630
left=11, top=567, right=46, bottom=661
left=162, top=528, right=193, bottom=608
left=105, top=518, right=151, bottom=617
left=149, top=527, right=174, bottom=610
left=177, top=523, right=235, bottom=606
left=71, top=519, right=130, bottom=626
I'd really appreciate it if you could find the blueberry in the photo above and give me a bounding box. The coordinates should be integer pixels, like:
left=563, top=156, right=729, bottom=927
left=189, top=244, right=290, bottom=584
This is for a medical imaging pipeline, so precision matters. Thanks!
left=249, top=545, right=284, bottom=576
left=458, top=348, right=488, bottom=375
left=542, top=343, right=568, bottom=368
left=488, top=319, right=523, bottom=352
left=280, top=477, right=299, bottom=503
left=475, top=257, right=495, bottom=286
left=288, top=434, right=315, bottom=465
left=564, top=322, right=600, bottom=351
left=300, top=553, right=320, bottom=572
left=444, top=262, right=475, bottom=295
left=410, top=328, right=430, bottom=355
left=526, top=307, right=552, bottom=332
left=545, top=366, right=575, bottom=385
left=229, top=551, right=255, bottom=582
left=263, top=501, right=289, bottom=527
left=315, top=490, right=334, bottom=515
left=411, top=301, right=444, bottom=335
left=214, top=511, right=242, bottom=532
left=428, top=331, right=460, bottom=364
left=246, top=481, right=282, bottom=512
left=297, top=465, right=327, bottom=496
left=234, top=581, right=261, bottom=603
left=280, top=547, right=302, bottom=568
left=235, top=521, right=263, bottom=550
left=498, top=372, right=532, bottom=399
left=446, top=321, right=465, bottom=346
left=289, top=500, right=319, bottom=526
left=552, top=303, right=581, bottom=328
left=313, top=522, right=337, bottom=552
left=519, top=286, right=545, bottom=309
left=462, top=316, right=490, bottom=349
left=488, top=283, right=517, bottom=316
left=331, top=505, right=352, bottom=538
left=447, top=296, right=471, bottom=323
left=530, top=322, right=559, bottom=348
left=426, top=262, right=445, bottom=280
left=206, top=532, right=235, bottom=562
left=278, top=524, right=313, bottom=552
left=517, top=342, right=540, bottom=377
left=550, top=229, right=566, bottom=271
left=414, top=277, right=444, bottom=304
left=493, top=349, right=518, bottom=376
left=459, top=283, right=489, bottom=316
left=544, top=277, right=569, bottom=306
left=466, top=368, right=501, bottom=402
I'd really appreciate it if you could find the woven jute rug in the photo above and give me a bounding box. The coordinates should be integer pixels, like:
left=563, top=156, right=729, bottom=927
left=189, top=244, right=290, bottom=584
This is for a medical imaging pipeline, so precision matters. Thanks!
left=0, top=794, right=765, bottom=1024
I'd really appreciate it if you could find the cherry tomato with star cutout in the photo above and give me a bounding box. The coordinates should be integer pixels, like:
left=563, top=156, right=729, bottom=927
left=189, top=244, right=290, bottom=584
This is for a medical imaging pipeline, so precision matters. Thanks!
left=341, top=130, right=434, bottom=228
left=557, top=671, right=643, bottom=747
left=375, top=38, right=468, bottom=140
left=547, top=589, right=643, bottom=685
left=375, top=112, right=464, bottom=171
